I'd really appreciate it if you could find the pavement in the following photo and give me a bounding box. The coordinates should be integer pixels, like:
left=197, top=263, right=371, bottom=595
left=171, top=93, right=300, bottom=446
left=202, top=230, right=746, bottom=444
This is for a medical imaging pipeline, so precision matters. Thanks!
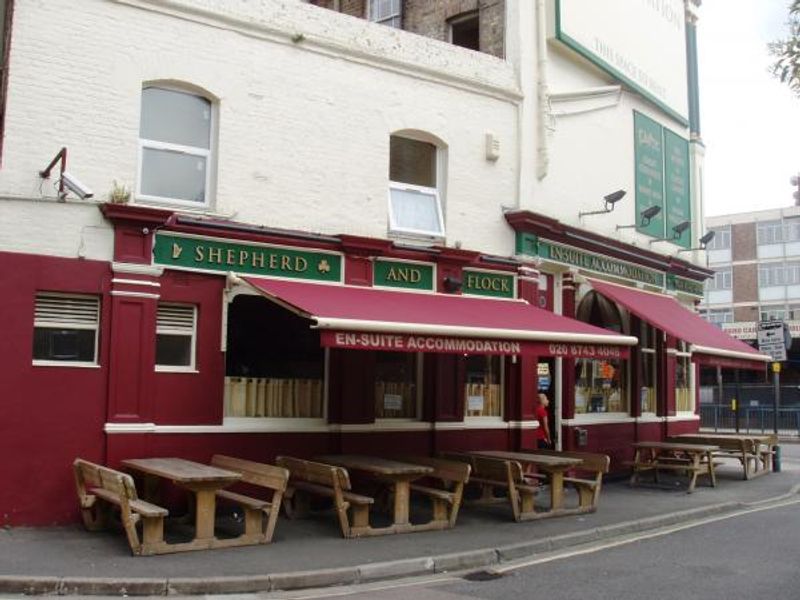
left=1, top=444, right=799, bottom=597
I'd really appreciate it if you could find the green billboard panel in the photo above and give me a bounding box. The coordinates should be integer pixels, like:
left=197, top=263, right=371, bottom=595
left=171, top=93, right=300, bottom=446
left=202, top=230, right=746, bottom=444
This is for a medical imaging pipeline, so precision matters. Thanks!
left=373, top=259, right=435, bottom=291
left=664, top=129, right=691, bottom=249
left=634, top=112, right=665, bottom=238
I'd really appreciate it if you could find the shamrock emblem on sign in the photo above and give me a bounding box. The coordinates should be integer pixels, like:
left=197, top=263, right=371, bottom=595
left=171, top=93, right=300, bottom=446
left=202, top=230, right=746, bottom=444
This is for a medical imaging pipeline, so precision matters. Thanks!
left=318, top=259, right=331, bottom=273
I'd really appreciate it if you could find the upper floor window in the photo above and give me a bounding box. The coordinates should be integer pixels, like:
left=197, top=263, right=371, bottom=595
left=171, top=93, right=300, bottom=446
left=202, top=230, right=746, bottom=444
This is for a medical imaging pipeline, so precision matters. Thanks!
left=707, top=268, right=732, bottom=291
left=706, top=226, right=730, bottom=250
left=138, top=86, right=213, bottom=207
left=388, top=135, right=445, bottom=238
left=757, top=220, right=793, bottom=245
left=155, top=303, right=197, bottom=371
left=705, top=309, right=733, bottom=326
left=369, top=0, right=401, bottom=28
left=758, top=262, right=800, bottom=287
left=33, top=292, right=100, bottom=366
left=760, top=306, right=786, bottom=322
left=449, top=11, right=479, bottom=51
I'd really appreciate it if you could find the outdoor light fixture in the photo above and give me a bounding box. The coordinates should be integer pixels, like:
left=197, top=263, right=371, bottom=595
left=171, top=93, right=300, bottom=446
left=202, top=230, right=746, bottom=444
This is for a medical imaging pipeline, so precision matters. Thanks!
left=676, top=230, right=716, bottom=253
left=578, top=189, right=626, bottom=218
left=615, top=205, right=662, bottom=230
left=39, top=147, right=94, bottom=200
left=443, top=276, right=462, bottom=293
left=649, top=220, right=691, bottom=245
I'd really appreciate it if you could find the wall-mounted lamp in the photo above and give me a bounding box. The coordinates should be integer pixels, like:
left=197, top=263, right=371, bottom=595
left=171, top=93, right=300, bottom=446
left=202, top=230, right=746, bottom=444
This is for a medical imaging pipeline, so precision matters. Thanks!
left=443, top=276, right=462, bottom=293
left=675, top=230, right=716, bottom=253
left=615, top=205, right=661, bottom=230
left=578, top=189, right=626, bottom=218
left=39, top=147, right=94, bottom=200
left=649, top=220, right=691, bottom=245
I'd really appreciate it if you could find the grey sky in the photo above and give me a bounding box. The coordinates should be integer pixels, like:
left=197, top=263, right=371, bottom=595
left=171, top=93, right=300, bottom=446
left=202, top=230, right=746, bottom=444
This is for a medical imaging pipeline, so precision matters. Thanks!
left=698, top=0, right=800, bottom=216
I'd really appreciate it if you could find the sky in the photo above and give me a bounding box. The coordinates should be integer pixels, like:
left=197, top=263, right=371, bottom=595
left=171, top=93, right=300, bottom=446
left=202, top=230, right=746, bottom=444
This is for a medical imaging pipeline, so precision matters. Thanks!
left=698, top=0, right=800, bottom=217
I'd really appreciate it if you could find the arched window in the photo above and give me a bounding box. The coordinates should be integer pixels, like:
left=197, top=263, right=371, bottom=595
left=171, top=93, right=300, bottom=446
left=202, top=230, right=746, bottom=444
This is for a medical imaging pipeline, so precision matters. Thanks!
left=388, top=133, right=445, bottom=238
left=574, top=290, right=628, bottom=414
left=138, top=85, right=214, bottom=206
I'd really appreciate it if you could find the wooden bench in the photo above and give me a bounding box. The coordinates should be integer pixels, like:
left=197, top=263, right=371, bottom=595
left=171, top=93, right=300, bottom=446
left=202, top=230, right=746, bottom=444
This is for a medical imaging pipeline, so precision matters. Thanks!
left=522, top=449, right=610, bottom=512
left=399, top=456, right=471, bottom=529
left=275, top=456, right=375, bottom=538
left=209, top=455, right=289, bottom=544
left=441, top=452, right=538, bottom=522
left=628, top=441, right=718, bottom=493
left=668, top=434, right=774, bottom=480
left=73, top=458, right=168, bottom=556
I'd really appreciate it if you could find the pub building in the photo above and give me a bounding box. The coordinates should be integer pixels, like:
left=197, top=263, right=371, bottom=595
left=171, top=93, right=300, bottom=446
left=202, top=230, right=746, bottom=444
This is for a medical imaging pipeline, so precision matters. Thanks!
left=98, top=204, right=638, bottom=476
left=505, top=210, right=770, bottom=464
left=94, top=203, right=768, bottom=478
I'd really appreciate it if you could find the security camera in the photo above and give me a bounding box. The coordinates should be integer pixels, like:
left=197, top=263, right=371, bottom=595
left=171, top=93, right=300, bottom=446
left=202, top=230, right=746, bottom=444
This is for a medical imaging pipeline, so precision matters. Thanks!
left=61, top=171, right=93, bottom=200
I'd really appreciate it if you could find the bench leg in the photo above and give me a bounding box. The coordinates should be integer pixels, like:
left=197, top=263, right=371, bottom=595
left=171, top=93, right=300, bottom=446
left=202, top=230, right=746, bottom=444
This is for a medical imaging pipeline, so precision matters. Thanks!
left=431, top=498, right=448, bottom=524
left=350, top=504, right=370, bottom=530
left=519, top=489, right=535, bottom=516
left=140, top=516, right=164, bottom=554
left=575, top=484, right=595, bottom=510
left=242, top=507, right=263, bottom=540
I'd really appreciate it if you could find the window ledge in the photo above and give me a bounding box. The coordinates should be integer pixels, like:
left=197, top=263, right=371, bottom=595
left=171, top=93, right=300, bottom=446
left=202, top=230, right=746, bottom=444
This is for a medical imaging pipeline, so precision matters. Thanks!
left=32, top=360, right=100, bottom=369
left=155, top=367, right=199, bottom=374
left=564, top=413, right=634, bottom=425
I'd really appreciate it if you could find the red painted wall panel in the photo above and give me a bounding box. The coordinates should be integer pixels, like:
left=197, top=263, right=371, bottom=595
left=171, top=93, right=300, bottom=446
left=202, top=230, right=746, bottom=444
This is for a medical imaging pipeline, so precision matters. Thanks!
left=153, top=271, right=226, bottom=424
left=0, top=252, right=110, bottom=525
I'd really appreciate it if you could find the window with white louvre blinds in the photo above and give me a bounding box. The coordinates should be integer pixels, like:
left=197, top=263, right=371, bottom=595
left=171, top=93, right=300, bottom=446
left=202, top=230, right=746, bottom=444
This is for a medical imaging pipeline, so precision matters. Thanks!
left=33, top=292, right=100, bottom=365
left=155, top=303, right=197, bottom=370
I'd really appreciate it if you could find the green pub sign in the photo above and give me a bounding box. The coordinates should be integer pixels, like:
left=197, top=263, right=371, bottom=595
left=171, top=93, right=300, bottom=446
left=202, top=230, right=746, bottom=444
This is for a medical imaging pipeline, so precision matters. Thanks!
left=462, top=269, right=516, bottom=299
left=634, top=111, right=692, bottom=248
left=666, top=274, right=704, bottom=298
left=373, top=259, right=435, bottom=291
left=152, top=233, right=343, bottom=282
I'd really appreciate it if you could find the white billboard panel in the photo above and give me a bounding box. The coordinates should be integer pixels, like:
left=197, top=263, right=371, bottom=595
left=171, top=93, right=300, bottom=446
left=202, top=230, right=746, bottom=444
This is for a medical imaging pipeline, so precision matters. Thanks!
left=553, top=0, right=689, bottom=124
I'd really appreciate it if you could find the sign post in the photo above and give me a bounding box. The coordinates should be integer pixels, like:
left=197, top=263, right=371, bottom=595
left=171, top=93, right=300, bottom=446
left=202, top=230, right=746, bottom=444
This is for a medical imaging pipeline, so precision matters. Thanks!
left=758, top=321, right=790, bottom=440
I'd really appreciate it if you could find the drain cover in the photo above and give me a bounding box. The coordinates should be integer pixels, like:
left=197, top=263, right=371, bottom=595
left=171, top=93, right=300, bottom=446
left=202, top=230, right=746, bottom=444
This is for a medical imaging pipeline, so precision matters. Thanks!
left=462, top=569, right=505, bottom=581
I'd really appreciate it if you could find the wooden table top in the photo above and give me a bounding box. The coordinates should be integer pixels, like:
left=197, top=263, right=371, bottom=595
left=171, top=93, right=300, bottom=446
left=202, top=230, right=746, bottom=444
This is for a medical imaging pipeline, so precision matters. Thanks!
left=316, top=455, right=434, bottom=476
left=470, top=450, right=583, bottom=468
left=121, top=458, right=242, bottom=484
left=672, top=433, right=777, bottom=444
left=631, top=441, right=719, bottom=453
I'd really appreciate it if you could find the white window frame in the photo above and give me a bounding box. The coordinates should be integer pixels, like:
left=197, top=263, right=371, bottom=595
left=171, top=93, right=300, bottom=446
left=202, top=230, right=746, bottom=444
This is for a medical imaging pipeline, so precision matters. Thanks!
left=136, top=85, right=215, bottom=209
left=448, top=10, right=480, bottom=47
left=388, top=181, right=446, bottom=238
left=759, top=263, right=787, bottom=287
left=757, top=221, right=785, bottom=245
left=706, top=309, right=733, bottom=326
left=464, top=356, right=505, bottom=422
left=706, top=227, right=730, bottom=250
left=675, top=342, right=694, bottom=415
left=368, top=0, right=402, bottom=27
left=33, top=292, right=100, bottom=368
left=388, top=134, right=446, bottom=239
left=708, top=268, right=732, bottom=291
left=155, top=303, right=197, bottom=372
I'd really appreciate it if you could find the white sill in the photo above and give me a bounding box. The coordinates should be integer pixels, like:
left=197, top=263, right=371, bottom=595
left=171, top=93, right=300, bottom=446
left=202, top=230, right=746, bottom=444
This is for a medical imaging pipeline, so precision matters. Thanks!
left=155, top=366, right=199, bottom=374
left=566, top=413, right=634, bottom=425
left=32, top=360, right=100, bottom=369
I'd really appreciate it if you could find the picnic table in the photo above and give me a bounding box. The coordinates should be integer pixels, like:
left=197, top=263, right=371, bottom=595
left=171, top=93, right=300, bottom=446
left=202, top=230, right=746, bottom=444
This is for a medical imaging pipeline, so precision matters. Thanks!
left=629, top=441, right=719, bottom=493
left=669, top=433, right=777, bottom=479
left=469, top=450, right=583, bottom=517
left=316, top=454, right=433, bottom=533
left=121, top=457, right=243, bottom=552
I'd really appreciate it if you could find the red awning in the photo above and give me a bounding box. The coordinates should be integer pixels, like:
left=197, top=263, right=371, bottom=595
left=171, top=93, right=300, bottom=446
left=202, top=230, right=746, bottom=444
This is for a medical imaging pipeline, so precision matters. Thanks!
left=241, top=277, right=637, bottom=358
left=589, top=279, right=769, bottom=369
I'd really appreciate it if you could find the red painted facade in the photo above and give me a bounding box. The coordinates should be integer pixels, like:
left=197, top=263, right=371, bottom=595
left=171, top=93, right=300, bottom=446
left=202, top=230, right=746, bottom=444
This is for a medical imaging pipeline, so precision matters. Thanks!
left=1, top=205, right=718, bottom=526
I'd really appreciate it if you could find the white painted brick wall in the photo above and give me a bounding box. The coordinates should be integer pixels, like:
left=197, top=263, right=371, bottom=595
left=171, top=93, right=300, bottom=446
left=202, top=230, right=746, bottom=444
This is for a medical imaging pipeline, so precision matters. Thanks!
left=0, top=0, right=520, bottom=261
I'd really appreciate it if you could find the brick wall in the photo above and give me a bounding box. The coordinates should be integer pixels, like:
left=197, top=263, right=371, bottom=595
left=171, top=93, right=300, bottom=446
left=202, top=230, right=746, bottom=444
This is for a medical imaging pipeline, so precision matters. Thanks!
left=734, top=305, right=758, bottom=321
left=733, top=263, right=758, bottom=303
left=404, top=0, right=505, bottom=58
left=732, top=222, right=756, bottom=262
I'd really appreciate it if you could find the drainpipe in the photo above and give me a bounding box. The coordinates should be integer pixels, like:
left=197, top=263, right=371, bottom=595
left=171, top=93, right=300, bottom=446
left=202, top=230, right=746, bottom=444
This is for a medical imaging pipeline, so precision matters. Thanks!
left=535, top=0, right=549, bottom=180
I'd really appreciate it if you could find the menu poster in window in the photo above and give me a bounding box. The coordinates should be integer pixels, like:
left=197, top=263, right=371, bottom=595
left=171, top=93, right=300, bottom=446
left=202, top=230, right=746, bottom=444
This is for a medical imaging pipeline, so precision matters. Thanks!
left=467, top=395, right=485, bottom=412
left=383, top=394, right=403, bottom=411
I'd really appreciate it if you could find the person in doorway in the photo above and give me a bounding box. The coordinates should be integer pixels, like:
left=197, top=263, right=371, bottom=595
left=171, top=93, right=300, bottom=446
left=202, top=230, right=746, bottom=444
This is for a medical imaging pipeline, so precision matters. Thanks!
left=535, top=393, right=552, bottom=449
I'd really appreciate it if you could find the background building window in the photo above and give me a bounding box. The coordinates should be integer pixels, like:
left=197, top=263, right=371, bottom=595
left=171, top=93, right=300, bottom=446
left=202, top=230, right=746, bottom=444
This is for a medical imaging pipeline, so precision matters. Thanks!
left=760, top=306, right=787, bottom=322
left=464, top=355, right=502, bottom=417
left=449, top=11, right=479, bottom=50
left=705, top=309, right=733, bottom=326
left=388, top=135, right=445, bottom=238
left=757, top=220, right=786, bottom=245
left=155, top=303, right=197, bottom=370
left=33, top=293, right=100, bottom=365
left=705, top=226, right=730, bottom=250
left=758, top=263, right=793, bottom=287
left=374, top=352, right=418, bottom=419
left=369, top=0, right=401, bottom=27
left=138, top=86, right=213, bottom=206
left=708, top=268, right=732, bottom=290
